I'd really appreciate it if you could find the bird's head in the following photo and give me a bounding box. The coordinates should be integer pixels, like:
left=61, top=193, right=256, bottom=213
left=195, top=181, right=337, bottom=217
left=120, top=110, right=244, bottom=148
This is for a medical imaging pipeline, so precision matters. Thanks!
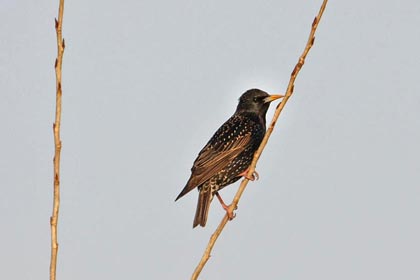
left=236, top=89, right=284, bottom=116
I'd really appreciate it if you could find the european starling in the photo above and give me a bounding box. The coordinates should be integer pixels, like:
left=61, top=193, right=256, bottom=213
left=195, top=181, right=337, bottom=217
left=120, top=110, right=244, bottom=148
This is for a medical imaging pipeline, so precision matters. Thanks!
left=175, top=89, right=283, bottom=228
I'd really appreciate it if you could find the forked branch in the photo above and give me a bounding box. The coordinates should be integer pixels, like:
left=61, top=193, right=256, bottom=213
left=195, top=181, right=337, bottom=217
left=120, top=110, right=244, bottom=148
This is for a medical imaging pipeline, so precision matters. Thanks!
left=191, top=0, right=328, bottom=279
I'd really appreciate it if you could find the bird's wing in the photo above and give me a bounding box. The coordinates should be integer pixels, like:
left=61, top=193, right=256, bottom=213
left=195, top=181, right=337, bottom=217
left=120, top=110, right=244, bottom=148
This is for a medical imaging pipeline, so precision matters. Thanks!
left=175, top=132, right=251, bottom=200
left=192, top=133, right=251, bottom=178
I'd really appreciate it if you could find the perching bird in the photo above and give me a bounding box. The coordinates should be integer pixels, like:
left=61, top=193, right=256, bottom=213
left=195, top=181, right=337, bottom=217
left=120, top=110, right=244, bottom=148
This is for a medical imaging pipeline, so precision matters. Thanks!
left=175, top=89, right=283, bottom=228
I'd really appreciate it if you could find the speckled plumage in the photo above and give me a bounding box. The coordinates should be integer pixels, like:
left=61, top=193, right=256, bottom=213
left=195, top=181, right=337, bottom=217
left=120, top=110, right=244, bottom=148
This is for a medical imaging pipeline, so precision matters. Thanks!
left=175, top=89, right=282, bottom=228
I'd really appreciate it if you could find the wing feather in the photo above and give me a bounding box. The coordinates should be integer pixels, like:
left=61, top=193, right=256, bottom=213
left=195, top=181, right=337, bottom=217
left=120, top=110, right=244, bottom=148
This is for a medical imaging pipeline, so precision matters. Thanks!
left=188, top=133, right=251, bottom=187
left=175, top=118, right=253, bottom=201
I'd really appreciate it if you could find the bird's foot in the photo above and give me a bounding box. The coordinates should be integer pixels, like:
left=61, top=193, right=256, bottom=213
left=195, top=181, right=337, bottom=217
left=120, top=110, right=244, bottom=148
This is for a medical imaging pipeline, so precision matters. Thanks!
left=221, top=203, right=237, bottom=220
left=215, top=192, right=237, bottom=220
left=239, top=169, right=259, bottom=181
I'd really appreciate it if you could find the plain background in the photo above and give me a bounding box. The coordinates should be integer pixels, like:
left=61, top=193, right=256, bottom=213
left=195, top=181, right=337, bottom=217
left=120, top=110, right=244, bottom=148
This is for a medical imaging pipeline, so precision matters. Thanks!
left=1, top=0, right=419, bottom=279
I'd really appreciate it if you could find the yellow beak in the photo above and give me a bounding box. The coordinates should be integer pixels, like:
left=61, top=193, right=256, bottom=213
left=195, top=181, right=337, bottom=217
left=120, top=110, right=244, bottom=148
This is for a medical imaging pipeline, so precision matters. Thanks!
left=263, top=94, right=285, bottom=103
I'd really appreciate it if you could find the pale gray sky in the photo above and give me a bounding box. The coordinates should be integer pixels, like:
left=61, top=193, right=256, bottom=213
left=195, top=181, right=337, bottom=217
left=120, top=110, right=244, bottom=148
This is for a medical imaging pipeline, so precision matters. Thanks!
left=1, top=0, right=419, bottom=279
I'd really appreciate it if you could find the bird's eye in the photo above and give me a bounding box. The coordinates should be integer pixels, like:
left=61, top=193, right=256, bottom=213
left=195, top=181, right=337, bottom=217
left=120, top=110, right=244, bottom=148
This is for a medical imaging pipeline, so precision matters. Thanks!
left=253, top=97, right=258, bottom=102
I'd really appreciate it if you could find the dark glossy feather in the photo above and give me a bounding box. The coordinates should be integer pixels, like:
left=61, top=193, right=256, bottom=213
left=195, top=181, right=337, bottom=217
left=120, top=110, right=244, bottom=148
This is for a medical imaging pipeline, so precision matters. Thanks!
left=175, top=114, right=255, bottom=201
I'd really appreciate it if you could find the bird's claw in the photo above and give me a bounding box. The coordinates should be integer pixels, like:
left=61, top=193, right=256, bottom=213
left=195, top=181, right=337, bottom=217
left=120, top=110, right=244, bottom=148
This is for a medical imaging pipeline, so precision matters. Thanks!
left=215, top=192, right=238, bottom=220
left=222, top=203, right=238, bottom=220
left=245, top=171, right=259, bottom=181
left=228, top=212, right=236, bottom=220
left=239, top=169, right=260, bottom=181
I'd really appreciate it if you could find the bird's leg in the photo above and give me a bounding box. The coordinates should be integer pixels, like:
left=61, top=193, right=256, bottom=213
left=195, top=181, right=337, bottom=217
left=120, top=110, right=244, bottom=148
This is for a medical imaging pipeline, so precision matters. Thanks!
left=239, top=169, right=259, bottom=181
left=215, top=192, right=237, bottom=220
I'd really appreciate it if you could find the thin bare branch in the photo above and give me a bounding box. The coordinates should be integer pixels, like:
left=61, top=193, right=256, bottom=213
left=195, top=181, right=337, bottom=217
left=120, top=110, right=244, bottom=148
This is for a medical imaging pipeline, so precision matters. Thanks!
left=50, top=1, right=65, bottom=279
left=191, top=1, right=328, bottom=278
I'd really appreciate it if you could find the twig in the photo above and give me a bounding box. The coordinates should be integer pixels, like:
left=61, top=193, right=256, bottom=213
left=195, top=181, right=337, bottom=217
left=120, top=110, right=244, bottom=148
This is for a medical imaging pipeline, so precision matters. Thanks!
left=50, top=1, right=65, bottom=280
left=191, top=0, right=328, bottom=279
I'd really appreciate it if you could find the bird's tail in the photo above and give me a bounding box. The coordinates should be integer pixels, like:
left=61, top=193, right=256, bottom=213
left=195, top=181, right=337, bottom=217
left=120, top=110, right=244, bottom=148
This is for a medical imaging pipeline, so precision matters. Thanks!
left=193, top=188, right=213, bottom=228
